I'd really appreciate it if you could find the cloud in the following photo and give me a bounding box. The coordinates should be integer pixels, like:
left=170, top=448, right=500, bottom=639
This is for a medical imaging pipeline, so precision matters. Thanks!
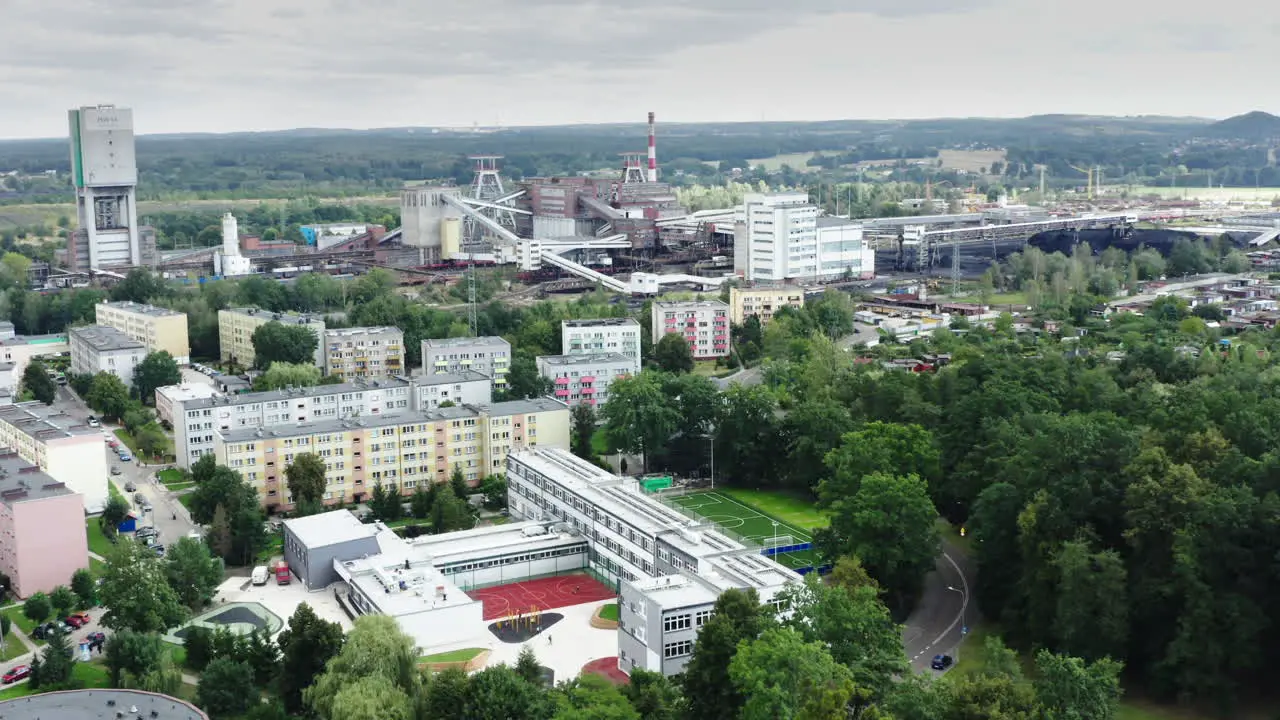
left=0, top=0, right=1275, bottom=138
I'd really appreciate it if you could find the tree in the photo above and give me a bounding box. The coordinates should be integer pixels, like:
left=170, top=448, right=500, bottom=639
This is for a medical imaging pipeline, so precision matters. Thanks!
left=450, top=466, right=470, bottom=498
left=98, top=539, right=188, bottom=633
left=0, top=252, right=32, bottom=286
left=183, top=625, right=215, bottom=671
left=818, top=422, right=941, bottom=501
left=461, top=665, right=549, bottom=720
left=99, top=493, right=130, bottom=539
left=571, top=402, right=597, bottom=461
left=713, top=383, right=781, bottom=487
left=514, top=645, right=542, bottom=685
left=728, top=627, right=858, bottom=720
left=500, top=350, right=551, bottom=401
left=1052, top=539, right=1129, bottom=662
left=110, top=269, right=170, bottom=304
left=816, top=472, right=939, bottom=614
left=330, top=675, right=414, bottom=720
left=479, top=474, right=507, bottom=510
left=163, top=537, right=224, bottom=611
left=623, top=669, right=682, bottom=720
left=421, top=667, right=470, bottom=720
left=242, top=628, right=281, bottom=687
left=0, top=615, right=9, bottom=642
left=681, top=589, right=771, bottom=720
left=197, top=658, right=255, bottom=719
left=409, top=483, right=436, bottom=520
left=431, top=490, right=472, bottom=534
left=33, top=624, right=74, bottom=689
left=254, top=361, right=322, bottom=390
left=132, top=351, right=181, bottom=404
left=1033, top=650, right=1124, bottom=720
left=186, top=462, right=267, bottom=565
left=285, top=452, right=327, bottom=508
left=552, top=674, right=640, bottom=719
left=304, top=615, right=419, bottom=720
left=250, top=320, right=318, bottom=369
left=652, top=333, right=695, bottom=374
left=21, top=359, right=57, bottom=404
left=105, top=629, right=167, bottom=688
left=601, top=371, right=680, bottom=471
left=207, top=505, right=233, bottom=561
left=87, top=372, right=131, bottom=420
left=134, top=424, right=169, bottom=459
left=49, top=585, right=78, bottom=619
left=277, top=603, right=346, bottom=714
left=23, top=591, right=51, bottom=625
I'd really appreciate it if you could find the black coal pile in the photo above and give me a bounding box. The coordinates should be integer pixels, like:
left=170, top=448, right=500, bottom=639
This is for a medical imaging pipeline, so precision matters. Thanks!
left=1027, top=228, right=1246, bottom=256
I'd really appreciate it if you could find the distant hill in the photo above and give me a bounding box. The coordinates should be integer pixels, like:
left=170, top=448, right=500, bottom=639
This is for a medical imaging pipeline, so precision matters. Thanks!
left=1201, top=111, right=1280, bottom=140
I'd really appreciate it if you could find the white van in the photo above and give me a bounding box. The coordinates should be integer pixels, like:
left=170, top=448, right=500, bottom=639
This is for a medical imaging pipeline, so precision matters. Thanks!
left=251, top=566, right=269, bottom=585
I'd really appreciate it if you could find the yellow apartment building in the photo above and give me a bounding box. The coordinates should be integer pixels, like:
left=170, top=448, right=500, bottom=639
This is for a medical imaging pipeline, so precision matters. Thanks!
left=213, top=398, right=569, bottom=511
left=96, top=300, right=191, bottom=364
left=728, top=285, right=807, bottom=326
left=218, top=308, right=326, bottom=368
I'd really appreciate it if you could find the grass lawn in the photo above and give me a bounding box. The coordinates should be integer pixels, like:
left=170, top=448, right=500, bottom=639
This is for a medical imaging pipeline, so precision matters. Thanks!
left=715, top=487, right=829, bottom=531
left=178, top=494, right=195, bottom=511
left=984, top=291, right=1031, bottom=307
left=157, top=468, right=188, bottom=489
left=168, top=642, right=187, bottom=669
left=85, top=518, right=117, bottom=557
left=598, top=603, right=619, bottom=622
left=591, top=428, right=609, bottom=456
left=2, top=604, right=41, bottom=639
left=89, top=557, right=106, bottom=575
left=420, top=647, right=484, bottom=663
left=0, top=660, right=111, bottom=700
left=114, top=428, right=174, bottom=463
left=666, top=490, right=817, bottom=569
left=107, top=482, right=124, bottom=503
left=0, top=630, right=26, bottom=661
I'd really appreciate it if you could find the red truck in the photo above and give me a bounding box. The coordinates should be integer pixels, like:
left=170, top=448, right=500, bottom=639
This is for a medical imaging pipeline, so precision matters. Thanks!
left=274, top=561, right=291, bottom=585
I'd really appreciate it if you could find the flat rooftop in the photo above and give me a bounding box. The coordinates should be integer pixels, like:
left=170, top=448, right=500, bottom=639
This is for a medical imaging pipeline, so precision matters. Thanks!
left=562, top=318, right=640, bottom=329
left=69, top=325, right=145, bottom=353
left=422, top=335, right=509, bottom=349
left=538, top=353, right=632, bottom=367
left=180, top=377, right=412, bottom=411
left=628, top=574, right=719, bottom=609
left=283, top=509, right=377, bottom=548
left=100, top=300, right=184, bottom=317
left=324, top=326, right=402, bottom=338
left=0, top=402, right=98, bottom=439
left=0, top=450, right=73, bottom=506
left=817, top=216, right=862, bottom=228
left=0, top=333, right=67, bottom=348
left=223, top=308, right=324, bottom=325
left=652, top=300, right=729, bottom=310
left=409, top=521, right=588, bottom=566
left=0, top=688, right=208, bottom=720
left=337, top=531, right=476, bottom=616
left=156, top=384, right=219, bottom=403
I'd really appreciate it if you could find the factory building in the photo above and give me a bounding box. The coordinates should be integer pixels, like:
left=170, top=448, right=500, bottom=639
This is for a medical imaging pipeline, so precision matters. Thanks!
left=651, top=301, right=731, bottom=359
left=421, top=336, right=511, bottom=391
left=214, top=213, right=253, bottom=277
left=322, top=326, right=405, bottom=380
left=96, top=300, right=191, bottom=365
left=218, top=308, right=326, bottom=368
left=815, top=217, right=876, bottom=281
left=728, top=286, right=807, bottom=325
left=734, top=193, right=875, bottom=283
left=561, top=318, right=642, bottom=372
left=66, top=105, right=159, bottom=270
left=68, top=325, right=146, bottom=387
left=400, top=184, right=464, bottom=265
left=537, top=352, right=635, bottom=406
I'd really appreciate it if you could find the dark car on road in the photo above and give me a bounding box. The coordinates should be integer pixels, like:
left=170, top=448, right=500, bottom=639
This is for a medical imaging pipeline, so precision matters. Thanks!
left=931, top=654, right=954, bottom=671
left=2, top=665, right=30, bottom=684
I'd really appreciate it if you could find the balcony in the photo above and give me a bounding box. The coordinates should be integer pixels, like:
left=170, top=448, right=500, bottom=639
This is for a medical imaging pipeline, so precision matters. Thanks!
left=581, top=386, right=596, bottom=395
left=554, top=388, right=570, bottom=398
left=554, top=377, right=571, bottom=385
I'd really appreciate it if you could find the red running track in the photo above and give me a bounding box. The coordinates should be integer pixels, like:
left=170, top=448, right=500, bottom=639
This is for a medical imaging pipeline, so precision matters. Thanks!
left=582, top=657, right=630, bottom=685
left=468, top=573, right=616, bottom=621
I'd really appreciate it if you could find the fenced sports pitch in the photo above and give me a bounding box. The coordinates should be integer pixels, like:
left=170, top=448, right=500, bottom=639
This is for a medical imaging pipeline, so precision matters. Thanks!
left=662, top=490, right=818, bottom=571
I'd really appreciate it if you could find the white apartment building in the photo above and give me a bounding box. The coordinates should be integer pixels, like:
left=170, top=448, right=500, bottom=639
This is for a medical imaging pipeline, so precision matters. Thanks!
left=561, top=319, right=642, bottom=372
left=0, top=402, right=109, bottom=513
left=506, top=448, right=798, bottom=677
left=421, top=337, right=510, bottom=391
left=68, top=325, right=147, bottom=387
left=650, top=301, right=731, bottom=359
left=322, top=326, right=406, bottom=380
left=412, top=371, right=492, bottom=410
left=537, top=353, right=635, bottom=407
left=154, top=383, right=219, bottom=426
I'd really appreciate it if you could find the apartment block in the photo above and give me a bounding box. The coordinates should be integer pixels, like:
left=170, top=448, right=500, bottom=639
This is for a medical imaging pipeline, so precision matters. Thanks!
left=505, top=448, right=798, bottom=677
left=213, top=398, right=569, bottom=511
left=95, top=300, right=191, bottom=365
left=218, top=308, right=325, bottom=368
left=1, top=335, right=69, bottom=396
left=0, top=452, right=89, bottom=598
left=561, top=319, right=642, bottom=371
left=412, top=371, right=492, bottom=409
left=650, top=301, right=731, bottom=359
left=421, top=336, right=510, bottom=391
left=0, top=402, right=108, bottom=512
left=154, top=383, right=219, bottom=426
left=68, top=325, right=146, bottom=387
left=537, top=353, right=635, bottom=406
left=728, top=285, right=806, bottom=325
left=323, top=326, right=405, bottom=380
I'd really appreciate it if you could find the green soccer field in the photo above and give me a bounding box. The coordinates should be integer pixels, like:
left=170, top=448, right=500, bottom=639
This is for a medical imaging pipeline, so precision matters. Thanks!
left=665, top=491, right=817, bottom=570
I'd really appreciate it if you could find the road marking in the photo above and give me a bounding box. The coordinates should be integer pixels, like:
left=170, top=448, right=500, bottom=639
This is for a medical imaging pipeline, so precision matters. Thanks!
left=915, top=550, right=970, bottom=657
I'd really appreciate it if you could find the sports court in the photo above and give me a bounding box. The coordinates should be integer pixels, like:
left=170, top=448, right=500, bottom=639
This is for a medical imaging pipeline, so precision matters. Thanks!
left=467, top=573, right=616, bottom=621
left=665, top=491, right=817, bottom=570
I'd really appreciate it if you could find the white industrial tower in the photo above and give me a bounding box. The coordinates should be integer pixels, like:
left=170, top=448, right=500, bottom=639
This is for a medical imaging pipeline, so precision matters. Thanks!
left=68, top=105, right=140, bottom=269
left=462, top=155, right=518, bottom=248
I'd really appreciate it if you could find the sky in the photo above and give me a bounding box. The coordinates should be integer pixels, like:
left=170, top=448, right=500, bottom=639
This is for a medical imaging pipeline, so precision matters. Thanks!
left=1, top=0, right=1276, bottom=139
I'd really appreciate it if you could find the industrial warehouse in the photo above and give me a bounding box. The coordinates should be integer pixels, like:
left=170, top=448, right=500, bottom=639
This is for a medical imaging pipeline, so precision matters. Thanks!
left=280, top=447, right=799, bottom=677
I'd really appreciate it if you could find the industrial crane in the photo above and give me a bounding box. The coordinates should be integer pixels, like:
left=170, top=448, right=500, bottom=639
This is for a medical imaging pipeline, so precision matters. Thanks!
left=1068, top=164, right=1098, bottom=201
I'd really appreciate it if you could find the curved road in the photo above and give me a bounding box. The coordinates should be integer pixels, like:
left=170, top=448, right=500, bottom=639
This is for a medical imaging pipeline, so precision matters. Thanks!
left=903, top=537, right=972, bottom=673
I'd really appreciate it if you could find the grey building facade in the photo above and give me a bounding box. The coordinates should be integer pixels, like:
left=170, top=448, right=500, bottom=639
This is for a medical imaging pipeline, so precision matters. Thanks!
left=282, top=510, right=382, bottom=590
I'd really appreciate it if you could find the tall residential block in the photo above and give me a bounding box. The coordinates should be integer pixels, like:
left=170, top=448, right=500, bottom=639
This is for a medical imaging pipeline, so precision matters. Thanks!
left=561, top=318, right=642, bottom=374
left=537, top=353, right=635, bottom=407
left=68, top=325, right=147, bottom=387
left=322, top=326, right=405, bottom=380
left=728, top=286, right=806, bottom=325
left=218, top=308, right=325, bottom=368
left=96, top=300, right=191, bottom=364
left=651, top=300, right=731, bottom=359
left=421, top=336, right=511, bottom=391
left=213, top=398, right=569, bottom=511
left=67, top=105, right=154, bottom=270
left=0, top=403, right=108, bottom=513
left=733, top=193, right=875, bottom=282
left=0, top=452, right=89, bottom=598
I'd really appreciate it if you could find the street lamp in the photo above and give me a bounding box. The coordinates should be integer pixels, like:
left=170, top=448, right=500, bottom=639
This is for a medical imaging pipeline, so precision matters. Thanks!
left=947, top=585, right=968, bottom=637
left=771, top=520, right=779, bottom=551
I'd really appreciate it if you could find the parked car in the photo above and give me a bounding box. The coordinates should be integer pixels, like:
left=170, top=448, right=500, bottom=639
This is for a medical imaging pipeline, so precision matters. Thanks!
left=136, top=527, right=158, bottom=539
left=108, top=440, right=119, bottom=449
left=86, top=417, right=100, bottom=428
left=133, top=493, right=146, bottom=504
left=68, top=611, right=91, bottom=625
left=2, top=665, right=30, bottom=684
left=931, top=654, right=954, bottom=671
left=152, top=545, right=165, bottom=557
left=85, top=631, right=106, bottom=645
left=118, top=452, right=133, bottom=462
left=110, top=466, right=121, bottom=476
left=64, top=615, right=87, bottom=629
left=123, top=481, right=136, bottom=492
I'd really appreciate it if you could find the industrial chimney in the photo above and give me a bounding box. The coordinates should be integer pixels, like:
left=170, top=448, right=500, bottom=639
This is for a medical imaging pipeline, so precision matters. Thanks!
left=647, top=111, right=657, bottom=182
left=221, top=212, right=240, bottom=256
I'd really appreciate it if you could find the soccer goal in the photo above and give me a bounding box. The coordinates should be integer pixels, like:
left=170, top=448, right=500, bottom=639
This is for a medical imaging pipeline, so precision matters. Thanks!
left=760, top=534, right=797, bottom=549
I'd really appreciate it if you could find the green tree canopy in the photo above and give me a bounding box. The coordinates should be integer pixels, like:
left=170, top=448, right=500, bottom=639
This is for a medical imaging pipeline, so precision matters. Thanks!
left=251, top=320, right=318, bottom=369
left=132, top=351, right=182, bottom=404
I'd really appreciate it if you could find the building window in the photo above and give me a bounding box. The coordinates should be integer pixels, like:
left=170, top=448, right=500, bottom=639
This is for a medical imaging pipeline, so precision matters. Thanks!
left=663, top=640, right=693, bottom=659
left=662, top=614, right=691, bottom=632
left=695, top=609, right=712, bottom=627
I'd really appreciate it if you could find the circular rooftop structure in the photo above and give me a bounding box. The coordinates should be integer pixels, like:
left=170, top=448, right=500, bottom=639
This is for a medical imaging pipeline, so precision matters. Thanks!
left=0, top=689, right=207, bottom=720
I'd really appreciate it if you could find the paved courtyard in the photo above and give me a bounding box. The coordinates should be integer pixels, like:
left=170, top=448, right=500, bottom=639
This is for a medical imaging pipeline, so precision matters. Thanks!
left=204, top=575, right=354, bottom=638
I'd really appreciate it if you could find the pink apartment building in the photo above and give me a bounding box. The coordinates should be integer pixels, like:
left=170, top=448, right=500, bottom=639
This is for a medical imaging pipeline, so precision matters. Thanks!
left=650, top=300, right=732, bottom=359
left=0, top=452, right=89, bottom=598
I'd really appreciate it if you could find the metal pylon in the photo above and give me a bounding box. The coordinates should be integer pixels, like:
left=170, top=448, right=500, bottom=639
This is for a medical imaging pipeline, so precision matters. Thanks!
left=467, top=255, right=478, bottom=336
left=950, top=243, right=961, bottom=295
left=464, top=155, right=517, bottom=248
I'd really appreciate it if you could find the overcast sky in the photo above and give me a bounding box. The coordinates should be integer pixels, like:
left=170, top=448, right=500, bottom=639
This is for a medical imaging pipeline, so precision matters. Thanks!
left=1, top=0, right=1275, bottom=139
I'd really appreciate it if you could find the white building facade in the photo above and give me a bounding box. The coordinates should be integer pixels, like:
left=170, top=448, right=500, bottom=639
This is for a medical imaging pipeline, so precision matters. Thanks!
left=68, top=105, right=141, bottom=269
left=411, top=371, right=492, bottom=409
left=0, top=403, right=109, bottom=513
left=68, top=325, right=147, bottom=387
left=421, top=337, right=511, bottom=392
left=733, top=192, right=818, bottom=282
left=537, top=353, right=635, bottom=407
left=561, top=319, right=642, bottom=372
left=650, top=301, right=731, bottom=359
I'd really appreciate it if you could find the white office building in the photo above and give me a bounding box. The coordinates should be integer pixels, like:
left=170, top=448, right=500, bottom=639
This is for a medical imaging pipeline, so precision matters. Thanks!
left=734, top=192, right=817, bottom=282
left=505, top=448, right=798, bottom=677
left=68, top=325, right=147, bottom=387
left=537, top=353, right=635, bottom=407
left=561, top=319, right=642, bottom=372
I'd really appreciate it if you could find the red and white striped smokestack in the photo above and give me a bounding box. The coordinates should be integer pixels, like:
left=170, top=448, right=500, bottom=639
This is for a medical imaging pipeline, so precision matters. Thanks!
left=647, top=111, right=657, bottom=182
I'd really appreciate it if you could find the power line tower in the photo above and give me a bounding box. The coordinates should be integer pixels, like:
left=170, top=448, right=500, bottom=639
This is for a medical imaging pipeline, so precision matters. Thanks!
left=950, top=242, right=961, bottom=296
left=466, top=254, right=478, bottom=337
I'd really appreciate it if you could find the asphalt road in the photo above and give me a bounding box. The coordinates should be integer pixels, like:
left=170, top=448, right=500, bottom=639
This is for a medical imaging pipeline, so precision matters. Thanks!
left=902, top=537, right=973, bottom=673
